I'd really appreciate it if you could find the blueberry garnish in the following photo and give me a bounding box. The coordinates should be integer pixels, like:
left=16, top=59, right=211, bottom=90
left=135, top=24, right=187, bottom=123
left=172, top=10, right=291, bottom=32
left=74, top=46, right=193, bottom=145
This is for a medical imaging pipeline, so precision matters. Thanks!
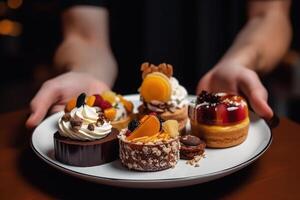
left=128, top=119, right=140, bottom=132
left=76, top=93, right=86, bottom=107
left=157, top=115, right=165, bottom=131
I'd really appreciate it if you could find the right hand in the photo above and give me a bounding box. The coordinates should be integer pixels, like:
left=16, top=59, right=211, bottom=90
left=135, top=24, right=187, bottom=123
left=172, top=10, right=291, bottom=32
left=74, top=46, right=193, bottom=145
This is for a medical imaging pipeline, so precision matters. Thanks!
left=197, top=63, right=273, bottom=119
left=26, top=71, right=110, bottom=128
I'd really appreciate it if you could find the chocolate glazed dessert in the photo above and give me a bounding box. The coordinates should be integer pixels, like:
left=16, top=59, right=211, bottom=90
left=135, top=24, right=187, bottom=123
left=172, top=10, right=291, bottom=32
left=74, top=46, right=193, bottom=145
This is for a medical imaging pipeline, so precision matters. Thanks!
left=54, top=92, right=121, bottom=167
left=54, top=128, right=119, bottom=167
left=180, top=135, right=206, bottom=160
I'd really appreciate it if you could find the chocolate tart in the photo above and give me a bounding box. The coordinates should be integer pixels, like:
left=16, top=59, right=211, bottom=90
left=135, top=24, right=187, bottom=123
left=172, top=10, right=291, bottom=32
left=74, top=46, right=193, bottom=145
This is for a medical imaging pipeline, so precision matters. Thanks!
left=119, top=137, right=180, bottom=171
left=180, top=135, right=206, bottom=160
left=54, top=128, right=119, bottom=167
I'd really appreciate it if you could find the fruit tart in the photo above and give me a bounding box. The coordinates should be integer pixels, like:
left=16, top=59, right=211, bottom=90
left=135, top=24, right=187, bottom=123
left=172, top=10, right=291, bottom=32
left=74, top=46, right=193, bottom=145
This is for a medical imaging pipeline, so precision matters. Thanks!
left=138, top=62, right=188, bottom=131
left=65, top=90, right=134, bottom=131
left=188, top=91, right=250, bottom=148
left=54, top=93, right=119, bottom=167
left=118, top=114, right=180, bottom=171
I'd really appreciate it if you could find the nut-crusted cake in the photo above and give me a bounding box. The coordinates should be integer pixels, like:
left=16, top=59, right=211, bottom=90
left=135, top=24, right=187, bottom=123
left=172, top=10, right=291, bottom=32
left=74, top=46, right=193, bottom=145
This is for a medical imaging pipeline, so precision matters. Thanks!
left=118, top=114, right=180, bottom=171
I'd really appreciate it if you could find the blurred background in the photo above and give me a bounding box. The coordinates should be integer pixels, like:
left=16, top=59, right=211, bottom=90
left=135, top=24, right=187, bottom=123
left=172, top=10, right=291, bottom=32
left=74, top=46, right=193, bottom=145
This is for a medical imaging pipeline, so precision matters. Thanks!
left=0, top=0, right=299, bottom=123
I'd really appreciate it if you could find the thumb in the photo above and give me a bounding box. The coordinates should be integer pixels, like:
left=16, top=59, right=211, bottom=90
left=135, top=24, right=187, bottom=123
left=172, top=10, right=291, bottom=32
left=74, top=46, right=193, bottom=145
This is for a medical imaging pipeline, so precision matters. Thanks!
left=26, top=82, right=60, bottom=128
left=239, top=71, right=273, bottom=119
left=50, top=105, right=65, bottom=114
left=196, top=73, right=211, bottom=94
left=249, top=93, right=273, bottom=119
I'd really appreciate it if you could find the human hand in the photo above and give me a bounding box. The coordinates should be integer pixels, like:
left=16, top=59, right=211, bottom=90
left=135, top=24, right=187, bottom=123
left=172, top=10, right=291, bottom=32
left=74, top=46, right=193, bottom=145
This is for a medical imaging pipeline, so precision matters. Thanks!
left=197, top=63, right=273, bottom=119
left=26, top=71, right=110, bottom=128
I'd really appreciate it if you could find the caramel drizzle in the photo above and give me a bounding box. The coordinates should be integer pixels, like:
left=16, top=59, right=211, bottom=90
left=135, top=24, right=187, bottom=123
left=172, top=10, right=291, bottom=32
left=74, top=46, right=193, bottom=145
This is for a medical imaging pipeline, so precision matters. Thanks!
left=140, top=62, right=173, bottom=79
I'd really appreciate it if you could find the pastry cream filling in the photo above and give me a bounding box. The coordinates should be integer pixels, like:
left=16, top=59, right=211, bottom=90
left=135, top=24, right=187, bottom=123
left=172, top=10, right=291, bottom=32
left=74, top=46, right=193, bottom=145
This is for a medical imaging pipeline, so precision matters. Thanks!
left=58, top=105, right=112, bottom=141
left=169, top=77, right=188, bottom=108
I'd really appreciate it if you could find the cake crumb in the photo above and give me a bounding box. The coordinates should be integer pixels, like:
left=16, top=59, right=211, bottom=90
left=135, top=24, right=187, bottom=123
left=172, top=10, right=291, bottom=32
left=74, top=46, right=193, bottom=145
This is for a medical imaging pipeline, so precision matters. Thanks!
left=185, top=154, right=205, bottom=167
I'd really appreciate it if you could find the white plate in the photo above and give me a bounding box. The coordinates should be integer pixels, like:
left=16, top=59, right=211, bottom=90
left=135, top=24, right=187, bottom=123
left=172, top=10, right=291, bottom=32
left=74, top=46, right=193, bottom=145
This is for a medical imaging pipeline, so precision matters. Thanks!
left=31, top=94, right=272, bottom=188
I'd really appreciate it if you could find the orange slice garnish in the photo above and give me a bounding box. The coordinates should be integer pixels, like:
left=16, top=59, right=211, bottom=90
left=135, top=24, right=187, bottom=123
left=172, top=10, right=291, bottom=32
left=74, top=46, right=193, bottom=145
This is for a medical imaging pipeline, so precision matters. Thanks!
left=104, top=107, right=117, bottom=121
left=140, top=72, right=171, bottom=103
left=86, top=95, right=96, bottom=107
left=65, top=98, right=76, bottom=112
left=127, top=115, right=160, bottom=141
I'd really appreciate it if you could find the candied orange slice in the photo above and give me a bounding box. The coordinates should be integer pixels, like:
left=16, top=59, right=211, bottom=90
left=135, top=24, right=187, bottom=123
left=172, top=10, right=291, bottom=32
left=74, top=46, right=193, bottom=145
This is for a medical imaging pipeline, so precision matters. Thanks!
left=65, top=98, right=76, bottom=112
left=142, top=132, right=160, bottom=143
left=159, top=132, right=171, bottom=141
left=127, top=115, right=160, bottom=141
left=124, top=101, right=133, bottom=113
left=104, top=107, right=117, bottom=121
left=118, top=95, right=134, bottom=113
left=140, top=115, right=149, bottom=123
left=163, top=134, right=170, bottom=140
left=86, top=95, right=96, bottom=107
left=102, top=90, right=117, bottom=104
left=158, top=132, right=168, bottom=138
left=131, top=136, right=149, bottom=143
left=140, top=72, right=171, bottom=103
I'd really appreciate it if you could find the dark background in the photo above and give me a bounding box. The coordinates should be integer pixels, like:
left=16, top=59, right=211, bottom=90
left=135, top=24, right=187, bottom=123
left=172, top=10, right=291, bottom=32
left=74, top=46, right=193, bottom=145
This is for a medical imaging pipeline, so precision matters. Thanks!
left=0, top=0, right=299, bottom=123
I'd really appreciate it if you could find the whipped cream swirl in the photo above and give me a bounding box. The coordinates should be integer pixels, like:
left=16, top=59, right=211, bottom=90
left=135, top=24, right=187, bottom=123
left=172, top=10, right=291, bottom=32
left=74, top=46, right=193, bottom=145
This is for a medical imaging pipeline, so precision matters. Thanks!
left=145, top=77, right=188, bottom=112
left=169, top=77, right=188, bottom=108
left=58, top=105, right=112, bottom=141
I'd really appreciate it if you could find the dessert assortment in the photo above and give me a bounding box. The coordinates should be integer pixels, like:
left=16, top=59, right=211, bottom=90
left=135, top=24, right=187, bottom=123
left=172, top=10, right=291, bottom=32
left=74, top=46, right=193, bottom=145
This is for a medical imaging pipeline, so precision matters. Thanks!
left=54, top=93, right=119, bottom=167
left=189, top=91, right=250, bottom=148
left=138, top=62, right=188, bottom=131
left=118, top=114, right=180, bottom=171
left=52, top=63, right=251, bottom=171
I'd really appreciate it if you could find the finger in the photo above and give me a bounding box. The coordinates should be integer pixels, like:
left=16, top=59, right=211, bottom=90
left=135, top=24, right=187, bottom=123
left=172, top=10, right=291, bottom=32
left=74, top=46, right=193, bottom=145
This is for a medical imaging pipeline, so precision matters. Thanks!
left=50, top=105, right=65, bottom=114
left=196, top=73, right=211, bottom=94
left=26, top=81, right=60, bottom=128
left=238, top=71, right=273, bottom=119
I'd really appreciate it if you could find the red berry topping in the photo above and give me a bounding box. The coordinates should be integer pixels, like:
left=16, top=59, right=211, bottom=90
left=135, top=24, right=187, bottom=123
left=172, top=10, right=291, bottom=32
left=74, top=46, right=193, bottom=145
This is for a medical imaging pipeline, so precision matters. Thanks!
left=195, top=91, right=248, bottom=125
left=93, top=94, right=104, bottom=107
left=99, top=100, right=112, bottom=110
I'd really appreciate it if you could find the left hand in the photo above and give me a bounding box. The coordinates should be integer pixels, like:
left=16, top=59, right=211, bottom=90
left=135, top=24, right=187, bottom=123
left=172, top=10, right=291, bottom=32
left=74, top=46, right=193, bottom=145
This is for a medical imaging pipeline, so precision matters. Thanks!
left=197, top=62, right=273, bottom=119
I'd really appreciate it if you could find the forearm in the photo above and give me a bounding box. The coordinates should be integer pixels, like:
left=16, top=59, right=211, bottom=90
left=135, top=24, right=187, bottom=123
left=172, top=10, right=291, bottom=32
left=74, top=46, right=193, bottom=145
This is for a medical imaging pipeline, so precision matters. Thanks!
left=54, top=6, right=117, bottom=87
left=219, top=1, right=292, bottom=73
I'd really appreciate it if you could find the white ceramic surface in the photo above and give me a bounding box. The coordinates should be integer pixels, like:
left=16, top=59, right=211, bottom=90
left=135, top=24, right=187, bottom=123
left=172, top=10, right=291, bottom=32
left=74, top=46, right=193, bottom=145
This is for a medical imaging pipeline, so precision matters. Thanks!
left=31, top=95, right=272, bottom=188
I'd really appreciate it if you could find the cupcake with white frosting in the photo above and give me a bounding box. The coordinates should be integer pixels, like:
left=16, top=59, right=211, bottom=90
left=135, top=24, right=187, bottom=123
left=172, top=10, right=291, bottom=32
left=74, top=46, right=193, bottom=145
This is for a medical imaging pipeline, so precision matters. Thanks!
left=54, top=93, right=119, bottom=167
left=138, top=62, right=188, bottom=131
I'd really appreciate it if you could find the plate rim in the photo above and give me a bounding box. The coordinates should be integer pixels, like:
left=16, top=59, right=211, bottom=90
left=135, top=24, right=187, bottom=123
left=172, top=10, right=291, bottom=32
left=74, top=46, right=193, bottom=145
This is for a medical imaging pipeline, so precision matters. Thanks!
left=30, top=94, right=273, bottom=184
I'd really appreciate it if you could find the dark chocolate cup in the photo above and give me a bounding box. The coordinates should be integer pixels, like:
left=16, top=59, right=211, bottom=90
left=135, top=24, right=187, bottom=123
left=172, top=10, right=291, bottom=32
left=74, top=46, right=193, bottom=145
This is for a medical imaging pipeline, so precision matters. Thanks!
left=54, top=128, right=119, bottom=167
